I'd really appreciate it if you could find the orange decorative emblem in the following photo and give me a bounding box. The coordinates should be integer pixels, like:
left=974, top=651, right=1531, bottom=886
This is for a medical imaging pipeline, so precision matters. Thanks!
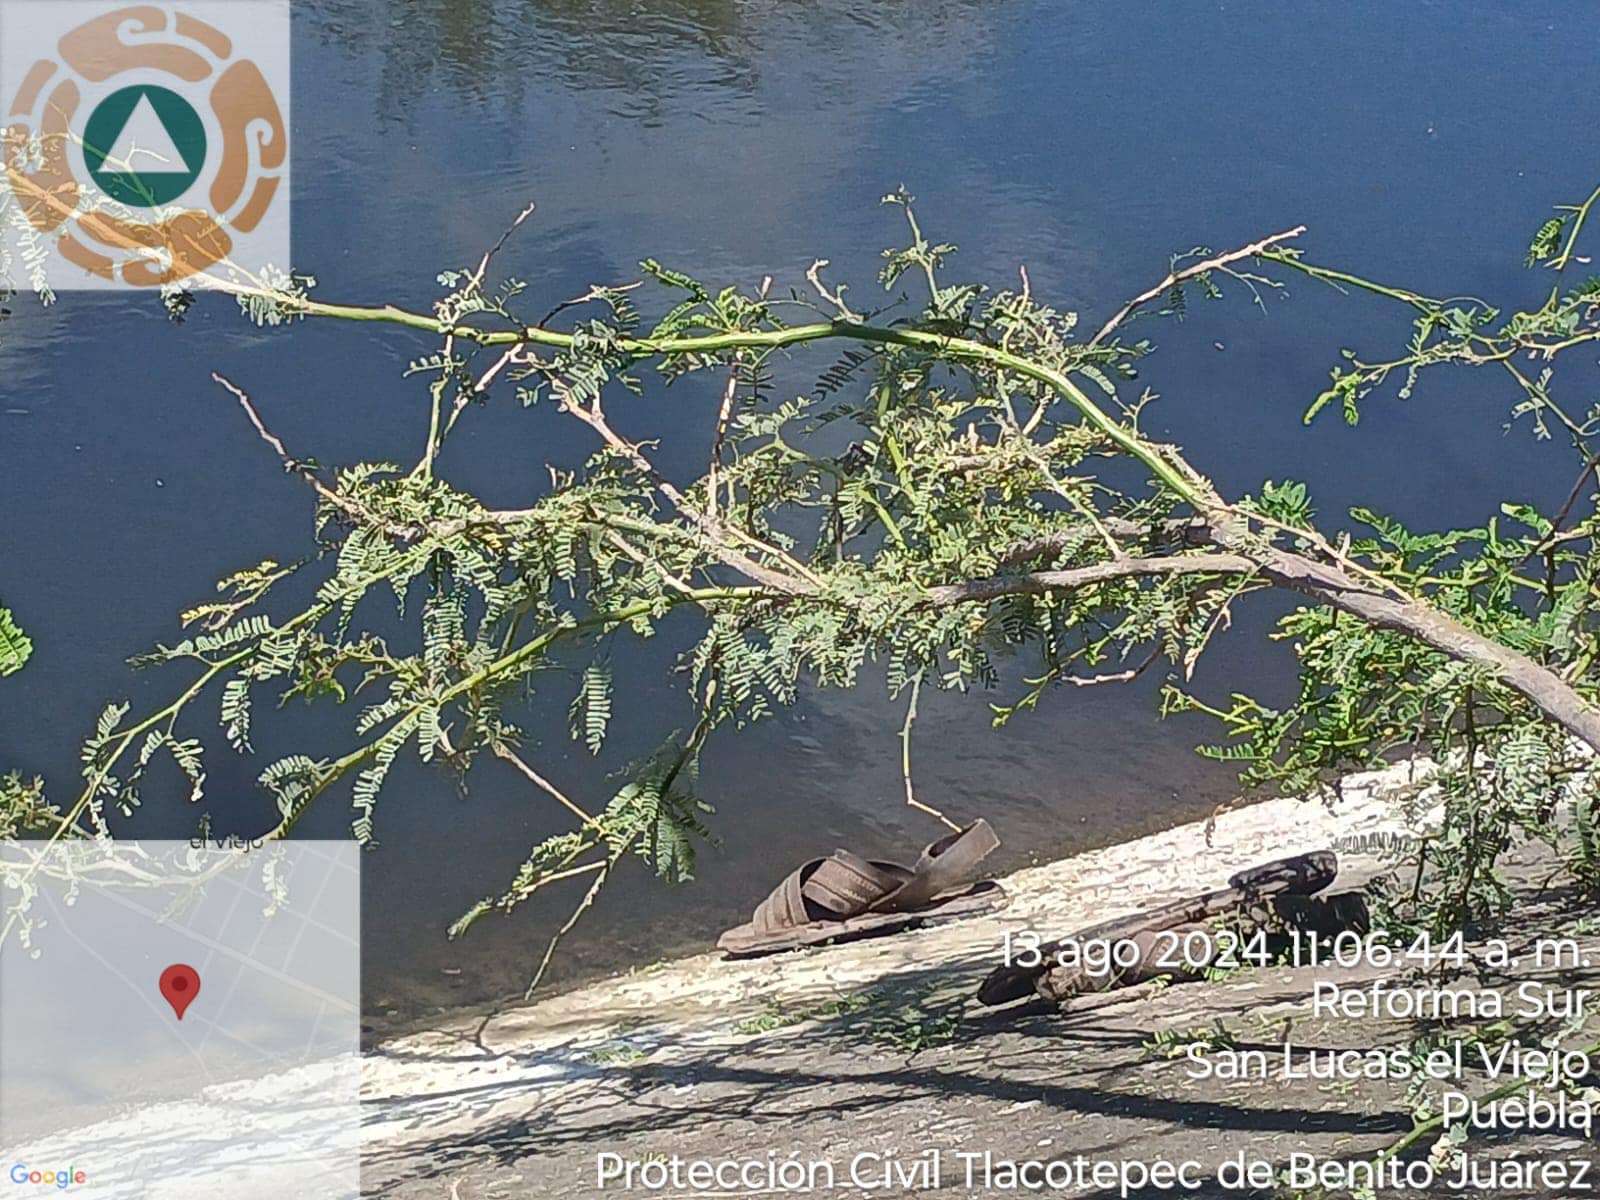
left=2, top=4, right=287, bottom=287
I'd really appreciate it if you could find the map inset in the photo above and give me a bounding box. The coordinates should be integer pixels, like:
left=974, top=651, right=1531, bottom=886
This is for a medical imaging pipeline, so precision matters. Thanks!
left=0, top=840, right=360, bottom=1198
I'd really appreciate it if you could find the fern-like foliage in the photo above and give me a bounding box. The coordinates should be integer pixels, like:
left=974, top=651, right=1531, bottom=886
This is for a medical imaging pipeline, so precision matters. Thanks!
left=570, top=661, right=612, bottom=754
left=0, top=599, right=30, bottom=677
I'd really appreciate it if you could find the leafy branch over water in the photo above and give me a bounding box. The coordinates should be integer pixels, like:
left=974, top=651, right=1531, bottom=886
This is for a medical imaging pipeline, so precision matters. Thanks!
left=11, top=186, right=1600, bottom=979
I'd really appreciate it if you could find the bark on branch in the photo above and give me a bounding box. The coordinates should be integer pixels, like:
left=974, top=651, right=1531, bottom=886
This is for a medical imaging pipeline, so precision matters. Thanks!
left=929, top=518, right=1600, bottom=753
left=922, top=553, right=1257, bottom=605
left=1245, top=542, right=1600, bottom=750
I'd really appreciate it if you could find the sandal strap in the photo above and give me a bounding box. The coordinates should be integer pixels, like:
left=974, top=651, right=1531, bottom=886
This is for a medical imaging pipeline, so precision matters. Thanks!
left=751, top=852, right=905, bottom=933
left=802, top=851, right=907, bottom=915
left=750, top=859, right=818, bottom=934
left=870, top=819, right=999, bottom=913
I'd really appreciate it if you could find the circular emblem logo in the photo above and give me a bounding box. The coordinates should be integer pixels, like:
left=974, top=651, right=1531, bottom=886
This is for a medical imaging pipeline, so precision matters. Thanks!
left=1, top=5, right=287, bottom=287
left=83, top=84, right=207, bottom=207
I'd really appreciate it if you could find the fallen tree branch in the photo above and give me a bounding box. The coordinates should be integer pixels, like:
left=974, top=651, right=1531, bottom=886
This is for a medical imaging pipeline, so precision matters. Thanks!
left=1245, top=541, right=1600, bottom=751
left=931, top=524, right=1600, bottom=753
left=923, top=553, right=1257, bottom=605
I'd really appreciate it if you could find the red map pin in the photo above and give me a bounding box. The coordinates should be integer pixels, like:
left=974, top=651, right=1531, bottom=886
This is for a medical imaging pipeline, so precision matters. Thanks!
left=159, top=963, right=201, bottom=1020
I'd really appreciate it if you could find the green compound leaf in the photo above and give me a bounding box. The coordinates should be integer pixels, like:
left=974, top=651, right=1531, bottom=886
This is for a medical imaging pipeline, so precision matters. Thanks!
left=0, top=600, right=32, bottom=677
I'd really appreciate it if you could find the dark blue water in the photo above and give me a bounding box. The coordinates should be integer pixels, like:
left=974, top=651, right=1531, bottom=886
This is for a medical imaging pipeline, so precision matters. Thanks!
left=3, top=0, right=1594, bottom=1022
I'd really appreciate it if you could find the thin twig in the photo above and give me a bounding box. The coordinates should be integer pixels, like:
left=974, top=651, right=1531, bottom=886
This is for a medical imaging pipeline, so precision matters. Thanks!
left=1525, top=454, right=1600, bottom=562
left=492, top=743, right=601, bottom=829
left=559, top=393, right=822, bottom=594
left=602, top=529, right=700, bottom=596
left=706, top=357, right=742, bottom=521
left=214, top=373, right=418, bottom=539
left=1090, top=226, right=1307, bottom=347
left=899, top=673, right=961, bottom=831
left=535, top=279, right=643, bottom=331
left=440, top=344, right=531, bottom=442
left=995, top=382, right=1124, bottom=558
left=1063, top=645, right=1163, bottom=688
left=924, top=553, right=1257, bottom=605
left=476, top=201, right=537, bottom=286
left=420, top=202, right=537, bottom=477
left=526, top=861, right=610, bottom=998
left=806, top=259, right=860, bottom=321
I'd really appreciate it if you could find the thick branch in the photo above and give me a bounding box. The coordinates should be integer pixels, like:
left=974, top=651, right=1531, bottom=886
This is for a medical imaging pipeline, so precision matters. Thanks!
left=212, top=282, right=1208, bottom=508
left=1247, top=543, right=1600, bottom=751
left=934, top=521, right=1600, bottom=753
left=923, top=553, right=1256, bottom=605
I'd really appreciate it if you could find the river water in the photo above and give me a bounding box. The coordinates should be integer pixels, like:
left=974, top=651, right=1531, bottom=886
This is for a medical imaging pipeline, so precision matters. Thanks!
left=3, top=0, right=1597, bottom=1024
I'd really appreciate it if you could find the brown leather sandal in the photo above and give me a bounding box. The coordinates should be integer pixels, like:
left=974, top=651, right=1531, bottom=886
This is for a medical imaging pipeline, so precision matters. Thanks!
left=717, top=820, right=1007, bottom=957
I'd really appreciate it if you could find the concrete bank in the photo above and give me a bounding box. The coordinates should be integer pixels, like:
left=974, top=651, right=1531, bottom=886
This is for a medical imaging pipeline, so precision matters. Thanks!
left=358, top=761, right=1600, bottom=1198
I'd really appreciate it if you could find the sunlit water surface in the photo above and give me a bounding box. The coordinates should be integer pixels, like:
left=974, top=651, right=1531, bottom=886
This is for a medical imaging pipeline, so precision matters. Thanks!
left=3, top=0, right=1597, bottom=1026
